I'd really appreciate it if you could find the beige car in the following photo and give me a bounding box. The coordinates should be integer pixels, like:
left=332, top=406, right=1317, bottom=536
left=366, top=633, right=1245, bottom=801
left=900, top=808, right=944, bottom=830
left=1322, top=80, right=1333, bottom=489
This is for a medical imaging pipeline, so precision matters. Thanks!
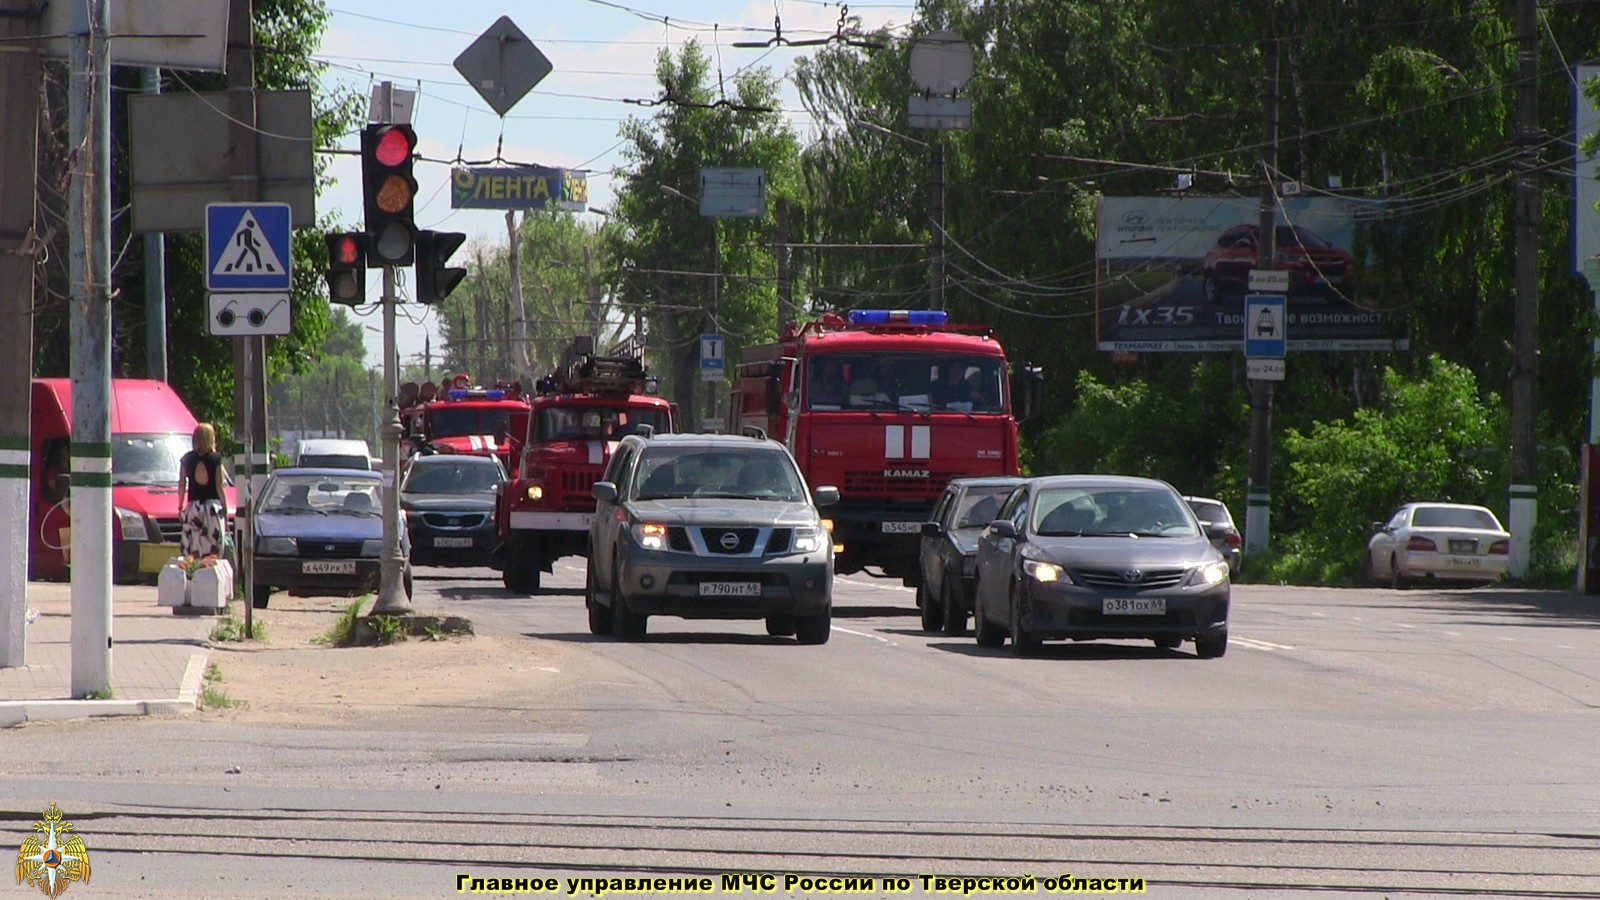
left=1365, top=502, right=1511, bottom=588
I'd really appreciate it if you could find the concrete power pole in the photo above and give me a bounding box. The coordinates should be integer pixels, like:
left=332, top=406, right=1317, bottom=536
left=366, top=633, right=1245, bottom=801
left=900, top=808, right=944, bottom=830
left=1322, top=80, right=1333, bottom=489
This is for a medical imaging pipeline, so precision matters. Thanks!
left=141, top=68, right=167, bottom=382
left=69, top=0, right=114, bottom=697
left=1245, top=29, right=1280, bottom=558
left=0, top=0, right=42, bottom=668
left=776, top=196, right=792, bottom=333
left=1508, top=0, right=1540, bottom=575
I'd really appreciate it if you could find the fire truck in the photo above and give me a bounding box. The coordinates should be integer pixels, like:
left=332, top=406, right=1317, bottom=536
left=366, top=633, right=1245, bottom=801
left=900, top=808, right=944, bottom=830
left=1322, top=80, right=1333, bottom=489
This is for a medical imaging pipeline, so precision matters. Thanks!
left=398, top=374, right=530, bottom=470
left=733, top=310, right=1041, bottom=587
left=495, top=336, right=677, bottom=593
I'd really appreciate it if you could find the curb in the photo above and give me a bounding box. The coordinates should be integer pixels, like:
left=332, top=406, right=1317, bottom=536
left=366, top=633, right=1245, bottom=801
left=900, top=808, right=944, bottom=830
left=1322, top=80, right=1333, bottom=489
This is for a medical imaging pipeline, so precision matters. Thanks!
left=0, top=650, right=210, bottom=727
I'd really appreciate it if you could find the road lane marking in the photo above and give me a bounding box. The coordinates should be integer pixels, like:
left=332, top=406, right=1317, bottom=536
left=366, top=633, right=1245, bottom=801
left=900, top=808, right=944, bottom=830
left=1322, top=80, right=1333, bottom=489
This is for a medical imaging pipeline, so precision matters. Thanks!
left=1232, top=637, right=1296, bottom=651
left=1444, top=631, right=1461, bottom=636
left=1397, top=623, right=1415, bottom=629
left=831, top=626, right=897, bottom=646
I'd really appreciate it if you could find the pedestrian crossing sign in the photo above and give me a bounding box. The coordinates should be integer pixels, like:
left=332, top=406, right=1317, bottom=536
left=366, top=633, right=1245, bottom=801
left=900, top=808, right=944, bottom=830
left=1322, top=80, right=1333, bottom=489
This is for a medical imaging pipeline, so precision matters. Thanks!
left=206, top=202, right=292, bottom=291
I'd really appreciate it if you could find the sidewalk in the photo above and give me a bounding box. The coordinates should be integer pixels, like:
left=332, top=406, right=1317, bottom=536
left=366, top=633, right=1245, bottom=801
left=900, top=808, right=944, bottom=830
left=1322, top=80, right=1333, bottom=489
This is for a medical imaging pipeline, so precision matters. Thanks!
left=0, top=581, right=213, bottom=727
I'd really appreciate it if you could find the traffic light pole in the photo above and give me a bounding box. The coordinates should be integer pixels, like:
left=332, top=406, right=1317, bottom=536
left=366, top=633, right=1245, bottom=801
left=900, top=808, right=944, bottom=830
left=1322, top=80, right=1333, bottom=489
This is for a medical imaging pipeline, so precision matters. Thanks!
left=371, top=263, right=411, bottom=614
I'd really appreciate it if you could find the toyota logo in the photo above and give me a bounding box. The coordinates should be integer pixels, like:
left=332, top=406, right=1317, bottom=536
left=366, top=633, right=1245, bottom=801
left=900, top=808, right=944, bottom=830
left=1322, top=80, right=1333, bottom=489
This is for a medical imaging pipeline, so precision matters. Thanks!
left=1120, top=569, right=1143, bottom=583
left=719, top=532, right=740, bottom=550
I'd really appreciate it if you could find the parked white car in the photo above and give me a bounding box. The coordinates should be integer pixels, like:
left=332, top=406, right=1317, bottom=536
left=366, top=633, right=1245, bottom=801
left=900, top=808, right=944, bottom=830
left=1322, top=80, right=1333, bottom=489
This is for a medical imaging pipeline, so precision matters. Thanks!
left=1365, top=502, right=1511, bottom=588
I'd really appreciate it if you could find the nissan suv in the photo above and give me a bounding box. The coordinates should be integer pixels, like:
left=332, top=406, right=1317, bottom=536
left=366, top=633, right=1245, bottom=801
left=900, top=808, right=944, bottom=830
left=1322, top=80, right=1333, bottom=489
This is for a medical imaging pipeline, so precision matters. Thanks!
left=586, top=430, right=839, bottom=643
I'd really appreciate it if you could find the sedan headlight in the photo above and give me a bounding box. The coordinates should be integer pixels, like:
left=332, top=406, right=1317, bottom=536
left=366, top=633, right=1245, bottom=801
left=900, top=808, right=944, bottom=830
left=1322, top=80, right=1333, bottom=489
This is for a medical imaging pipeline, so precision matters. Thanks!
left=792, top=526, right=825, bottom=553
left=1022, top=559, right=1063, bottom=583
left=632, top=522, right=669, bottom=551
left=257, top=536, right=297, bottom=556
left=360, top=539, right=384, bottom=557
left=1187, top=561, right=1230, bottom=587
left=113, top=506, right=149, bottom=542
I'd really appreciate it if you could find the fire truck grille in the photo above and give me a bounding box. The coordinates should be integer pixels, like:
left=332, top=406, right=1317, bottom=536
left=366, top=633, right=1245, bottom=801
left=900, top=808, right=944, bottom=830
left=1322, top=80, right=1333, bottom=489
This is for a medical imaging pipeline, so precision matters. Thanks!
left=558, top=466, right=606, bottom=508
left=842, top=470, right=950, bottom=500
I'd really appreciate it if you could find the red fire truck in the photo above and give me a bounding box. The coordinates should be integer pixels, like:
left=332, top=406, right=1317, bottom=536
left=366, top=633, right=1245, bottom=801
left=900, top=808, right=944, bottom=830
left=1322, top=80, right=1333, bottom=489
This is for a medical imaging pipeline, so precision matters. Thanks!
left=398, top=374, right=530, bottom=471
left=733, top=310, right=1041, bottom=587
left=495, top=337, right=677, bottom=593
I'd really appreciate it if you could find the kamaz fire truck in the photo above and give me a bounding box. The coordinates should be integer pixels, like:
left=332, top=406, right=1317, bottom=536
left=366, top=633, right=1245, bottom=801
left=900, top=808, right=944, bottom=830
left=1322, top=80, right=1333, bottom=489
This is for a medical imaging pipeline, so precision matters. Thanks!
left=733, top=310, right=1041, bottom=587
left=398, top=374, right=530, bottom=471
left=495, top=337, right=677, bottom=593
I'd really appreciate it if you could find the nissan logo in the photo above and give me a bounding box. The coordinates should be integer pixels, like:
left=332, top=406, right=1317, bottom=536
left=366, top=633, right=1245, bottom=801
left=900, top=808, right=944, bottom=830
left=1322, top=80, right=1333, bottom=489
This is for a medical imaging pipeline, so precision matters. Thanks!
left=719, top=532, right=740, bottom=550
left=1120, top=569, right=1143, bottom=583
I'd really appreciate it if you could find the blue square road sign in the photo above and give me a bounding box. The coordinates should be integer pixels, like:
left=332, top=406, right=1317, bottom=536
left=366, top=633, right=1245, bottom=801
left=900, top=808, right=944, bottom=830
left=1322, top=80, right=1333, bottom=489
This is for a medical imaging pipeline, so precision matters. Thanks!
left=206, top=203, right=292, bottom=291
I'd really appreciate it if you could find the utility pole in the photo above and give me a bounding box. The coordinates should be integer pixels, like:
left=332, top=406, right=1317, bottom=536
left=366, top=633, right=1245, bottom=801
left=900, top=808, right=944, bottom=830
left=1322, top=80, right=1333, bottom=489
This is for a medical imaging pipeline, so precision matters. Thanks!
left=0, top=0, right=42, bottom=669
left=584, top=244, right=602, bottom=342
left=706, top=221, right=720, bottom=430
left=141, top=68, right=168, bottom=382
left=776, top=196, right=792, bottom=332
left=371, top=263, right=410, bottom=613
left=69, top=0, right=114, bottom=697
left=930, top=140, right=946, bottom=311
left=1508, top=0, right=1540, bottom=576
left=1245, top=27, right=1280, bottom=558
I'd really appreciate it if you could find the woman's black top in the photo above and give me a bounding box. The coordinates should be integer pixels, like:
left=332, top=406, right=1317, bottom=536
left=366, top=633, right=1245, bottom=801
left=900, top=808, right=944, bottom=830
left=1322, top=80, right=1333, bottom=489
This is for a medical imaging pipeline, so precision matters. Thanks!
left=181, top=450, right=223, bottom=503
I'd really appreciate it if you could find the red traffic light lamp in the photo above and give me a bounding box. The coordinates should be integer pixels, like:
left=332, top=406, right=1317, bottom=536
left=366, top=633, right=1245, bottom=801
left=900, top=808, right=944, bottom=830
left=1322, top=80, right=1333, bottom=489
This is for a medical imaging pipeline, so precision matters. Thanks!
left=416, top=230, right=467, bottom=304
left=360, top=124, right=418, bottom=265
left=325, top=231, right=367, bottom=306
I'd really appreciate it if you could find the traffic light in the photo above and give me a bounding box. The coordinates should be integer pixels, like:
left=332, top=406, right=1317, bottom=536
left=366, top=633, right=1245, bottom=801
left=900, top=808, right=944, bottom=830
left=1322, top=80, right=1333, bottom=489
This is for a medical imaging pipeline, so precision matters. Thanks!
left=325, top=231, right=367, bottom=306
left=415, top=230, right=467, bottom=304
left=360, top=123, right=418, bottom=265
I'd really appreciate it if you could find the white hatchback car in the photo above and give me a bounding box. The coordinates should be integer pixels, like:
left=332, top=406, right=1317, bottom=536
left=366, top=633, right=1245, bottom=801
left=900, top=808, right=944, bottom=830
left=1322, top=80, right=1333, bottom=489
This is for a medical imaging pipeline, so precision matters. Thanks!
left=1365, top=502, right=1511, bottom=588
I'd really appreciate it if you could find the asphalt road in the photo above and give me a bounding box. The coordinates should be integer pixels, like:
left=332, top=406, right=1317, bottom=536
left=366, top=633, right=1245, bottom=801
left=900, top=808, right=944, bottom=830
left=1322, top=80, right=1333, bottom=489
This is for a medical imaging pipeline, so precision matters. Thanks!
left=3, top=561, right=1598, bottom=898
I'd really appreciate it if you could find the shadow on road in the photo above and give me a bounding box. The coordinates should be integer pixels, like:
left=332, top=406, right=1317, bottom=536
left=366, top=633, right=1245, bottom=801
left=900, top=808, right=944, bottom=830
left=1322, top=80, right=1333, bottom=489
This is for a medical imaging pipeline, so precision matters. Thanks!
left=832, top=604, right=917, bottom=619
left=529, top=630, right=805, bottom=646
left=926, top=639, right=1195, bottom=660
left=1339, top=585, right=1600, bottom=629
left=435, top=585, right=582, bottom=602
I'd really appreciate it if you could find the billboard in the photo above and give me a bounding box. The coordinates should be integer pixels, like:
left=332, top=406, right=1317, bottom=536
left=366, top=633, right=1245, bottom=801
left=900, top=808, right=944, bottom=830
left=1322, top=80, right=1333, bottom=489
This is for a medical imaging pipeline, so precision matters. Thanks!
left=1095, top=196, right=1407, bottom=352
left=451, top=166, right=588, bottom=211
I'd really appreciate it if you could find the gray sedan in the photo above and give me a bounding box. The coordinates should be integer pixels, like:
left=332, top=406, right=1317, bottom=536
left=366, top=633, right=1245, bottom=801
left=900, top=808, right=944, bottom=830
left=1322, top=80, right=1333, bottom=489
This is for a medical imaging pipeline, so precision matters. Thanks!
left=586, top=432, right=838, bottom=643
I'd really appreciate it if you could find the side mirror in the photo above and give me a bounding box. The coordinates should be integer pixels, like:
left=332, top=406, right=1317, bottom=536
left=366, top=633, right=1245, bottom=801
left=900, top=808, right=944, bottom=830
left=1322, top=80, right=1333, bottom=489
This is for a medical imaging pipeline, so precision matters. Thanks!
left=1011, top=365, right=1044, bottom=423
left=921, top=521, right=940, bottom=537
left=812, top=485, right=840, bottom=507
left=592, top=481, right=618, bottom=503
left=988, top=519, right=1018, bottom=539
left=1369, top=521, right=1384, bottom=534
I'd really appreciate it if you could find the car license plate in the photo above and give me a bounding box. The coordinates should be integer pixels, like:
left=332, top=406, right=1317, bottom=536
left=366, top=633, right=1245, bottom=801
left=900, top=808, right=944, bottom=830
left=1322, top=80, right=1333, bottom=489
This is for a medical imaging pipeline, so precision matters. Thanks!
left=699, top=581, right=761, bottom=597
left=433, top=537, right=474, bottom=548
left=1103, top=597, right=1166, bottom=616
left=302, top=560, right=355, bottom=575
left=881, top=522, right=921, bottom=534
left=1448, top=539, right=1476, bottom=554
left=1448, top=556, right=1482, bottom=567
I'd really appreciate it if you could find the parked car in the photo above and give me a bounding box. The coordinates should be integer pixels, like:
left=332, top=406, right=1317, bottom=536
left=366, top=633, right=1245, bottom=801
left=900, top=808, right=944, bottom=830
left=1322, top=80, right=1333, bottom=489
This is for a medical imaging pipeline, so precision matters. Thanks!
left=918, top=476, right=1027, bottom=635
left=1365, top=502, right=1511, bottom=588
left=400, top=453, right=507, bottom=567
left=251, top=467, right=411, bottom=607
left=586, top=430, right=839, bottom=643
left=1182, top=495, right=1242, bottom=576
left=972, top=474, right=1231, bottom=658
left=1200, top=223, right=1354, bottom=303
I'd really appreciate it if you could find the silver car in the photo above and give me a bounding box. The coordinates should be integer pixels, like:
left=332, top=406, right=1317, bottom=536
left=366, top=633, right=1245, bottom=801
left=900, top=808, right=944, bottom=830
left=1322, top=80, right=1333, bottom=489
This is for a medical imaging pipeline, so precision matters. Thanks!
left=1365, top=502, right=1511, bottom=588
left=586, top=431, right=839, bottom=643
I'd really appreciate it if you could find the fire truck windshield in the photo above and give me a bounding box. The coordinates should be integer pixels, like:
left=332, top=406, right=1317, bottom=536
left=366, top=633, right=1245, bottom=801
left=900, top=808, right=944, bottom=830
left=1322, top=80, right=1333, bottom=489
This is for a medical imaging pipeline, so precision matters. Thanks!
left=535, top=406, right=669, bottom=442
left=806, top=353, right=1005, bottom=413
left=430, top=407, right=512, bottom=438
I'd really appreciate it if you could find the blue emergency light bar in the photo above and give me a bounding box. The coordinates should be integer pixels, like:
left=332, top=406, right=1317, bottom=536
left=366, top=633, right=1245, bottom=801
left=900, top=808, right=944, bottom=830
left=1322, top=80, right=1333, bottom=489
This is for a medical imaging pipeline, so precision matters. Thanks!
left=486, top=390, right=505, bottom=400
left=448, top=389, right=467, bottom=401
left=848, top=309, right=948, bottom=326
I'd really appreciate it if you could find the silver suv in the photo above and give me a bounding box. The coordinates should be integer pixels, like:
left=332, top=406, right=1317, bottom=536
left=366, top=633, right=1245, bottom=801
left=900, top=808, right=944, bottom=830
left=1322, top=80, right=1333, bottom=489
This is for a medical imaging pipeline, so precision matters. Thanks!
left=586, top=431, right=839, bottom=643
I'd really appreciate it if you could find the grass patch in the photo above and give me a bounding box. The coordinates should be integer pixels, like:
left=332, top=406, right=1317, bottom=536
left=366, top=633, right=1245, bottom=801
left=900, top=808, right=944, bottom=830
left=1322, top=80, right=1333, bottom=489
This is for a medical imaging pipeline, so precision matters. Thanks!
left=210, top=613, right=267, bottom=643
left=312, top=598, right=366, bottom=647
left=370, top=614, right=408, bottom=646
left=199, top=661, right=238, bottom=709
left=80, top=687, right=113, bottom=700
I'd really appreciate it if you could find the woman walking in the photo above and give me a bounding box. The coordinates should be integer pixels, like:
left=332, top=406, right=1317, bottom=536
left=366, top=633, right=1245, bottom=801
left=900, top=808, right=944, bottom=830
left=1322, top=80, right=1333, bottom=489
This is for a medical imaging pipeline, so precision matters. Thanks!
left=178, top=423, right=226, bottom=558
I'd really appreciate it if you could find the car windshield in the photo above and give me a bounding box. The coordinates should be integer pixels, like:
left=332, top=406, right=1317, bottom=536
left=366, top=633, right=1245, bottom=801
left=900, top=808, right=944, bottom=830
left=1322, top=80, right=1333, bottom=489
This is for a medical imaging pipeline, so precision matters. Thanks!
left=633, top=447, right=804, bottom=501
left=954, top=485, right=1014, bottom=528
left=260, top=474, right=381, bottom=516
left=1033, top=486, right=1197, bottom=537
left=1412, top=506, right=1500, bottom=529
left=111, top=432, right=191, bottom=486
left=805, top=353, right=1006, bottom=413
left=429, top=407, right=513, bottom=439
left=535, top=405, right=669, bottom=441
left=402, top=461, right=503, bottom=495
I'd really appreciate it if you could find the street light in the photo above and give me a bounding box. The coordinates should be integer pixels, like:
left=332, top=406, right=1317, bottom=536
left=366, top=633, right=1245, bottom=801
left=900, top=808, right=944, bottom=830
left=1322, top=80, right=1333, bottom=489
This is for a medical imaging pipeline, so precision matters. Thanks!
left=850, top=119, right=945, bottom=312
left=661, top=184, right=721, bottom=430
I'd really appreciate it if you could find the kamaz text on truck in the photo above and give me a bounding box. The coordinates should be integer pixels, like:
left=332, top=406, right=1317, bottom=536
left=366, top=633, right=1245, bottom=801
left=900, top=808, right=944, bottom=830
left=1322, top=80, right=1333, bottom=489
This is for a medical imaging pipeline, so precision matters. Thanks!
left=398, top=374, right=529, bottom=471
left=734, top=310, right=1041, bottom=587
left=495, top=337, right=677, bottom=593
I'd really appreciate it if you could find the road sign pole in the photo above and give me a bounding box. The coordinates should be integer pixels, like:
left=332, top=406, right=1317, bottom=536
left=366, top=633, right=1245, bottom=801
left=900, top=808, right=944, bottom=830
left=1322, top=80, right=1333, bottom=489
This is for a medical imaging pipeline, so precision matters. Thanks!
left=372, top=263, right=411, bottom=614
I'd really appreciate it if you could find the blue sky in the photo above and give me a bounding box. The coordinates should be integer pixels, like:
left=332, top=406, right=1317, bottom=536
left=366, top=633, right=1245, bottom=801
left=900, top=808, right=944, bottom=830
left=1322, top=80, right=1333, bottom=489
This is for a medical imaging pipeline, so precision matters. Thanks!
left=315, top=0, right=920, bottom=370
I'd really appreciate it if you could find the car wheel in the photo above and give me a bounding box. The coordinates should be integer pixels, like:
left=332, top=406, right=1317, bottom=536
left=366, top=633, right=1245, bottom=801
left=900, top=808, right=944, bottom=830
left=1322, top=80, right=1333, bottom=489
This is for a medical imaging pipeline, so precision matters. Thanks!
left=1009, top=586, right=1041, bottom=656
left=251, top=582, right=271, bottom=609
left=609, top=560, right=646, bottom=641
left=1389, top=555, right=1408, bottom=590
left=941, top=578, right=967, bottom=636
left=1203, top=274, right=1227, bottom=304
left=918, top=581, right=941, bottom=632
left=1153, top=636, right=1182, bottom=650
left=1195, top=631, right=1228, bottom=659
left=766, top=615, right=796, bottom=637
left=794, top=610, right=831, bottom=645
left=1360, top=551, right=1378, bottom=587
left=403, top=567, right=414, bottom=601
left=585, top=562, right=611, bottom=636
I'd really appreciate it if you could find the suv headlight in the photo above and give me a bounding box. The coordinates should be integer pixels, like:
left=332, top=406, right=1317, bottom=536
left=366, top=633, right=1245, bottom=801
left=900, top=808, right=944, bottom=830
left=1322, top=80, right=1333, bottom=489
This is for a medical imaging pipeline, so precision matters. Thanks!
left=1187, top=561, right=1229, bottom=587
left=1022, top=559, right=1063, bottom=583
left=258, top=536, right=297, bottom=556
left=792, top=526, right=824, bottom=553
left=113, top=506, right=149, bottom=542
left=632, top=522, right=668, bottom=551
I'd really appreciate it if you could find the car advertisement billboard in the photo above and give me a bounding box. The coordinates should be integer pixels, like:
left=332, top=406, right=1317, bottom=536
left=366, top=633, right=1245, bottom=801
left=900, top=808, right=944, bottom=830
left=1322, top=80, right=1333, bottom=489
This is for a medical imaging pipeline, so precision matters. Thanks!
left=1095, top=196, right=1407, bottom=352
